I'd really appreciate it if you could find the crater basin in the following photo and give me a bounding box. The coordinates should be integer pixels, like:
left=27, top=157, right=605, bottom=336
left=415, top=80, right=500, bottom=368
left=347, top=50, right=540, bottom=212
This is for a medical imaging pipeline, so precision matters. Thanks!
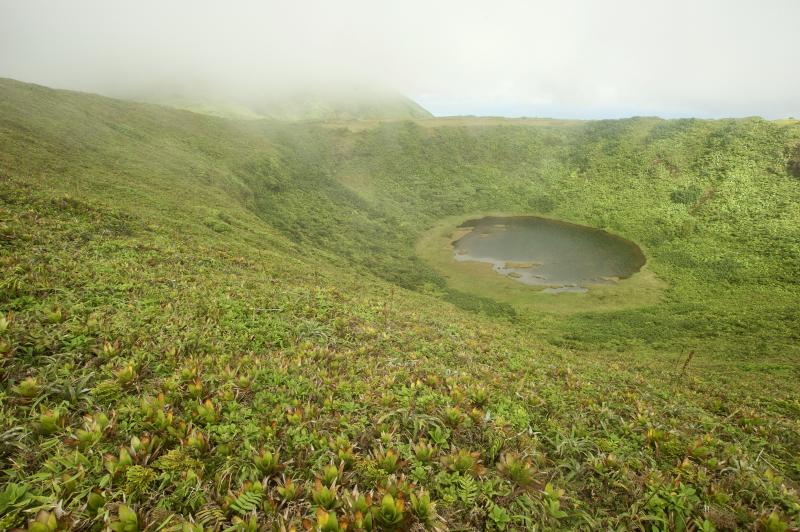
left=452, top=216, right=645, bottom=291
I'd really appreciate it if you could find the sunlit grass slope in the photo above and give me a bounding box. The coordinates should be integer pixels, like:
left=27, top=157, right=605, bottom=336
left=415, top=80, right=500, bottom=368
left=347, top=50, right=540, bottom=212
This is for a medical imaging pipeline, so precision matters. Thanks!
left=1, top=78, right=799, bottom=530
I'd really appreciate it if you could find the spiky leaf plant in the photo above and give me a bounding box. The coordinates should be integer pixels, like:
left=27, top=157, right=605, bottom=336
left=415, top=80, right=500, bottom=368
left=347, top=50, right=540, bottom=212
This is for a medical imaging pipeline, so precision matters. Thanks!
left=442, top=407, right=465, bottom=428
left=372, top=447, right=403, bottom=474
left=312, top=480, right=340, bottom=510
left=409, top=489, right=437, bottom=526
left=412, top=440, right=436, bottom=464
left=442, top=449, right=484, bottom=476
left=316, top=508, right=344, bottom=532
left=13, top=376, right=40, bottom=398
left=276, top=477, right=301, bottom=503
left=496, top=452, right=536, bottom=487
left=116, top=365, right=137, bottom=387
left=470, top=386, right=489, bottom=407
left=35, top=409, right=62, bottom=435
left=253, top=448, right=281, bottom=476
left=320, top=463, right=340, bottom=487
left=373, top=494, right=405, bottom=530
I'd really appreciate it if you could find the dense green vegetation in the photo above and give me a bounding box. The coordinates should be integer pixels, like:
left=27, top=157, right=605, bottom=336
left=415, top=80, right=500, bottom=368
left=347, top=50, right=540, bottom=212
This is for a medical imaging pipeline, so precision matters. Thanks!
left=1, top=78, right=799, bottom=530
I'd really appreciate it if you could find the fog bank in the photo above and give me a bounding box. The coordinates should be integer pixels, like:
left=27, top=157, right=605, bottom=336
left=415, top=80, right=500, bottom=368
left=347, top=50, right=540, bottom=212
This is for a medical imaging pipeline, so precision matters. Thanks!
left=1, top=0, right=798, bottom=118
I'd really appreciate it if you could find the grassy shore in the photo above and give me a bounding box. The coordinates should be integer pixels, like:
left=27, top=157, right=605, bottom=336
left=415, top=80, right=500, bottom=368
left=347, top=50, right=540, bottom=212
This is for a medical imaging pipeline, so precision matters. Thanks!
left=414, top=212, right=667, bottom=315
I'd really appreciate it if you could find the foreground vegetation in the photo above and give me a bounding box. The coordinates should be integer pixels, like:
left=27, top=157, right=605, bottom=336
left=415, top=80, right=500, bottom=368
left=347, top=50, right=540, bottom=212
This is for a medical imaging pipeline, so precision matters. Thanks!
left=1, top=78, right=799, bottom=530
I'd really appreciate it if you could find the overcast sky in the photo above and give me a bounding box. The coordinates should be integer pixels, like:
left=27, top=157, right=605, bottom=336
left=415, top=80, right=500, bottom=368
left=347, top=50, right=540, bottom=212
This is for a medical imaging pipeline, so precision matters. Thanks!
left=1, top=0, right=798, bottom=119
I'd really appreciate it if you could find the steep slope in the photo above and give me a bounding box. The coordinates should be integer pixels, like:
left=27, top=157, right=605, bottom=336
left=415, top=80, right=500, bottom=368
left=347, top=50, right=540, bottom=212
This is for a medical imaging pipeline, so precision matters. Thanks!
left=0, top=79, right=799, bottom=530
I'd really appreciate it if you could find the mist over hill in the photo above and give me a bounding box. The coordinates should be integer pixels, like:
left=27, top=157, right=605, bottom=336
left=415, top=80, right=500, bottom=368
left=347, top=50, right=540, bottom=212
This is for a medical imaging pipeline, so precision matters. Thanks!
left=109, top=83, right=433, bottom=121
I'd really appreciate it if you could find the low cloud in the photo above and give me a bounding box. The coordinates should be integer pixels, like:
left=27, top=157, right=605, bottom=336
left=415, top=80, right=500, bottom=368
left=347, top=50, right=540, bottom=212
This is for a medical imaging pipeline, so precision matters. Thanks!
left=1, top=0, right=798, bottom=118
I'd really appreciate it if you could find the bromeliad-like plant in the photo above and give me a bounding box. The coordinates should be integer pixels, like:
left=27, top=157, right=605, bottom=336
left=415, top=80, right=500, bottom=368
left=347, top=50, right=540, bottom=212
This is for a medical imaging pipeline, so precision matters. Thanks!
left=315, top=508, right=345, bottom=532
left=253, top=448, right=281, bottom=476
left=234, top=375, right=251, bottom=391
left=128, top=434, right=159, bottom=465
left=168, top=419, right=189, bottom=441
left=139, top=394, right=166, bottom=418
left=496, top=452, right=536, bottom=487
left=118, top=446, right=134, bottom=468
left=470, top=386, right=489, bottom=408
left=45, top=305, right=63, bottom=324
left=75, top=412, right=111, bottom=449
left=345, top=487, right=372, bottom=516
left=372, top=447, right=403, bottom=474
left=311, top=479, right=340, bottom=510
left=468, top=407, right=484, bottom=424
left=0, top=336, right=10, bottom=358
left=13, top=376, right=41, bottom=399
left=320, top=463, right=341, bottom=487
left=412, top=440, right=436, bottom=464
left=409, top=489, right=437, bottom=526
left=332, top=435, right=356, bottom=470
left=116, top=365, right=137, bottom=387
left=442, top=407, right=465, bottom=428
left=286, top=407, right=304, bottom=425
left=276, top=476, right=301, bottom=503
left=157, top=408, right=175, bottom=432
left=378, top=474, right=413, bottom=501
left=442, top=449, right=485, bottom=476
left=187, top=379, right=204, bottom=399
left=372, top=494, right=405, bottom=530
left=228, top=515, right=259, bottom=532
left=179, top=365, right=199, bottom=383
left=352, top=509, right=374, bottom=531
left=184, top=429, right=208, bottom=453
left=98, top=340, right=119, bottom=358
left=35, top=408, right=62, bottom=435
left=76, top=426, right=102, bottom=450
left=194, top=399, right=218, bottom=424
left=105, top=446, right=134, bottom=478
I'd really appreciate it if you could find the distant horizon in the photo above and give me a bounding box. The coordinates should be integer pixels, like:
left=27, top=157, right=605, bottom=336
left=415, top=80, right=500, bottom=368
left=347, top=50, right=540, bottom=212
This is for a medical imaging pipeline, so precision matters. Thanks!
left=414, top=97, right=799, bottom=121
left=2, top=74, right=797, bottom=123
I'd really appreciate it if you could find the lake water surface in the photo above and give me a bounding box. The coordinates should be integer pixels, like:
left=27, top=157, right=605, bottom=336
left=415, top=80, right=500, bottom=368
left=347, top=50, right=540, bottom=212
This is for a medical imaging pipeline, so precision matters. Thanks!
left=452, top=216, right=645, bottom=292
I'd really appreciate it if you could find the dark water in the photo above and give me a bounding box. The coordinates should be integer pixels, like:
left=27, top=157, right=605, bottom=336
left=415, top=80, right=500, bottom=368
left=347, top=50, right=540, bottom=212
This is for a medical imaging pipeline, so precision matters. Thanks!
left=453, top=216, right=645, bottom=291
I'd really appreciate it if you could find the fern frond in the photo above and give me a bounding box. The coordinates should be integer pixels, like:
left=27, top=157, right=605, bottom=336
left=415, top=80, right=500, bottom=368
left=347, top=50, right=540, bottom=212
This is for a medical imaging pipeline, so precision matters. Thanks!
left=457, top=475, right=479, bottom=506
left=229, top=490, right=263, bottom=515
left=196, top=503, right=226, bottom=530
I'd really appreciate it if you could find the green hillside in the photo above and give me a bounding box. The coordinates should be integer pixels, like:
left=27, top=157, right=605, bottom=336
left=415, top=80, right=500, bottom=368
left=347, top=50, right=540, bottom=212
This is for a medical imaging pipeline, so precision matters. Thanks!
left=1, top=78, right=799, bottom=530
